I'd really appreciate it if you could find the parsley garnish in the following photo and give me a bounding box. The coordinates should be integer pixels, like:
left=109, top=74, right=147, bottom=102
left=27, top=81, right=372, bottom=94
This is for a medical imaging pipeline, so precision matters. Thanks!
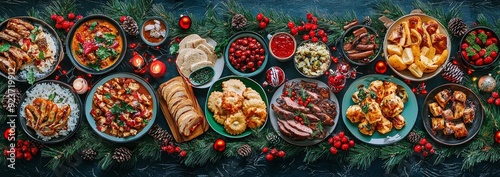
left=361, top=104, right=369, bottom=114
left=486, top=43, right=499, bottom=57
left=357, top=87, right=367, bottom=100
left=0, top=43, right=10, bottom=53
left=38, top=50, right=44, bottom=60
left=27, top=68, right=35, bottom=85
left=143, top=119, right=149, bottom=125
left=48, top=93, right=56, bottom=101
left=96, top=47, right=118, bottom=60
left=466, top=47, right=476, bottom=57
left=88, top=62, right=100, bottom=71
left=89, top=21, right=98, bottom=31
left=57, top=97, right=64, bottom=103
left=29, top=26, right=39, bottom=42
left=118, top=121, right=124, bottom=127
left=370, top=91, right=377, bottom=99
left=104, top=93, right=111, bottom=99
left=125, top=88, right=131, bottom=94
left=110, top=101, right=137, bottom=115
left=466, top=33, right=476, bottom=45
left=479, top=32, right=488, bottom=44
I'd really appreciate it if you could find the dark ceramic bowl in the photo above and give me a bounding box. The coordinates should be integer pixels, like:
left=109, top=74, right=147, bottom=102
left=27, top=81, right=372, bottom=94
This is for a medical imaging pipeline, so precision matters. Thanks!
left=341, top=25, right=381, bottom=65
left=458, top=26, right=499, bottom=70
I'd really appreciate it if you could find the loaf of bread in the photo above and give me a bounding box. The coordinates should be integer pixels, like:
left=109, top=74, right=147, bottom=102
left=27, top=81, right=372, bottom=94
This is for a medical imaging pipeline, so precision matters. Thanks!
left=160, top=79, right=202, bottom=137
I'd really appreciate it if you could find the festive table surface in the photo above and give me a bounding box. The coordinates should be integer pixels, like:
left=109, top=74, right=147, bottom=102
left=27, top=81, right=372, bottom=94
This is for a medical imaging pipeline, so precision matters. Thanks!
left=2, top=0, right=500, bottom=176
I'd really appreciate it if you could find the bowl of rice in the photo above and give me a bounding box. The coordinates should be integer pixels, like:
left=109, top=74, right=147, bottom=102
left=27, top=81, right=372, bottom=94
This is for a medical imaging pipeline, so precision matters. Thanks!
left=18, top=80, right=82, bottom=143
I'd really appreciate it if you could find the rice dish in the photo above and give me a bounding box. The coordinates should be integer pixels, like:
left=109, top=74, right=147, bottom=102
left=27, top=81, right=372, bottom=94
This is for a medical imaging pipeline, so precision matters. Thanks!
left=20, top=82, right=79, bottom=141
left=17, top=26, right=58, bottom=80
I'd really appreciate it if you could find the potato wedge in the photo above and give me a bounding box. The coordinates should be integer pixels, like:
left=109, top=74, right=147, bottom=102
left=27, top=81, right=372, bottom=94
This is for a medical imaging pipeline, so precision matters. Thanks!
left=425, top=46, right=436, bottom=59
left=408, top=63, right=423, bottom=78
left=433, top=49, right=448, bottom=66
left=402, top=48, right=414, bottom=65
left=388, top=54, right=407, bottom=71
left=387, top=44, right=403, bottom=56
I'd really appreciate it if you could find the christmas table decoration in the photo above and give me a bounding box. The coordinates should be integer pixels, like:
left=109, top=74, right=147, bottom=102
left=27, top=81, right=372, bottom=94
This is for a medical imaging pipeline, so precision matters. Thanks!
left=458, top=26, right=499, bottom=70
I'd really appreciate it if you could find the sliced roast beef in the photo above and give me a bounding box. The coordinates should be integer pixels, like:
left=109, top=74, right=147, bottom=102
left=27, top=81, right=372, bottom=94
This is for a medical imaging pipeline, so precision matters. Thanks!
left=286, top=120, right=313, bottom=135
left=315, top=113, right=335, bottom=126
left=277, top=120, right=293, bottom=137
left=305, top=113, right=321, bottom=122
left=272, top=104, right=295, bottom=120
left=278, top=119, right=310, bottom=138
left=277, top=97, right=309, bottom=113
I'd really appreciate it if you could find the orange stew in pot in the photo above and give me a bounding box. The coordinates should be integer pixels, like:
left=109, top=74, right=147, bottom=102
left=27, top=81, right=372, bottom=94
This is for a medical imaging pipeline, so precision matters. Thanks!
left=71, top=19, right=123, bottom=71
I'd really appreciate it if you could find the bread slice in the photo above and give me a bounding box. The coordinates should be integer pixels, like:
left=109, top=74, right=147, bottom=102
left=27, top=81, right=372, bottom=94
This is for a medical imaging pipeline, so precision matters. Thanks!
left=181, top=49, right=208, bottom=76
left=179, top=34, right=202, bottom=49
left=196, top=44, right=217, bottom=64
left=177, top=111, right=201, bottom=136
left=190, top=60, right=213, bottom=73
left=187, top=38, right=207, bottom=49
left=176, top=48, right=191, bottom=70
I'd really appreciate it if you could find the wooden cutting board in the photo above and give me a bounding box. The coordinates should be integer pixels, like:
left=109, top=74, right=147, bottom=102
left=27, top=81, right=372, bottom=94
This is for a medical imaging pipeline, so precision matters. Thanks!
left=156, top=76, right=208, bottom=143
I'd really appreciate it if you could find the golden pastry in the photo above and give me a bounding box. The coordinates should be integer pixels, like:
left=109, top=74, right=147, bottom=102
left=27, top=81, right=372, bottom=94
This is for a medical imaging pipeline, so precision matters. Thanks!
left=221, top=91, right=243, bottom=114
left=346, top=105, right=364, bottom=123
left=376, top=117, right=393, bottom=135
left=390, top=114, right=406, bottom=130
left=463, top=108, right=475, bottom=124
left=431, top=117, right=444, bottom=130
left=380, top=93, right=404, bottom=118
left=358, top=119, right=375, bottom=136
left=245, top=107, right=267, bottom=129
left=222, top=79, right=246, bottom=95
left=428, top=102, right=443, bottom=117
left=208, top=91, right=223, bottom=114
left=224, top=111, right=247, bottom=135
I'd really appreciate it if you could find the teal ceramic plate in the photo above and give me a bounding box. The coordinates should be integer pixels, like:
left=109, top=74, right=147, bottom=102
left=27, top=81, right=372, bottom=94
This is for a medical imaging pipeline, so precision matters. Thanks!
left=85, top=73, right=157, bottom=143
left=422, top=83, right=484, bottom=146
left=205, top=76, right=269, bottom=138
left=342, top=74, right=418, bottom=145
left=269, top=78, right=340, bottom=146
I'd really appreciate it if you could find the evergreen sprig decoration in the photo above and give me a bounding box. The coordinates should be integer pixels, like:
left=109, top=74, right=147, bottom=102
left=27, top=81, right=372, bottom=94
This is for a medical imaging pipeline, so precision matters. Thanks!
left=89, top=0, right=153, bottom=25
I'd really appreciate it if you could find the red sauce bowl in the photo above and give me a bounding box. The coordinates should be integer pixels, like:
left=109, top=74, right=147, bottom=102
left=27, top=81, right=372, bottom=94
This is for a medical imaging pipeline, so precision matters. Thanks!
left=269, top=32, right=296, bottom=62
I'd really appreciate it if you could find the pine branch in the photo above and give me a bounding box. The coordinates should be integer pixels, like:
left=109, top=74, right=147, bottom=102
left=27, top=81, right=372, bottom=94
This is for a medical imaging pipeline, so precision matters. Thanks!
left=179, top=130, right=221, bottom=167
left=373, top=0, right=406, bottom=21
left=476, top=13, right=489, bottom=27
left=380, top=141, right=413, bottom=173
left=136, top=136, right=161, bottom=161
left=88, top=0, right=153, bottom=24
left=303, top=142, right=331, bottom=163
left=27, top=7, right=40, bottom=17
left=348, top=143, right=381, bottom=170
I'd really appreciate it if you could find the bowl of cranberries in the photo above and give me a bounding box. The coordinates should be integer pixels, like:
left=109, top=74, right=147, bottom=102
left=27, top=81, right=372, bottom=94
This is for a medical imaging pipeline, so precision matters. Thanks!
left=459, top=26, right=499, bottom=70
left=225, top=31, right=268, bottom=77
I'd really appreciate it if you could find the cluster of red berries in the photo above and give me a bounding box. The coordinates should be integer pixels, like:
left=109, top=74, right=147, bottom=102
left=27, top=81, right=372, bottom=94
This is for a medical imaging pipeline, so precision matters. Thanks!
left=404, top=80, right=428, bottom=95
left=50, top=13, right=83, bottom=33
left=413, top=138, right=435, bottom=157
left=327, top=131, right=355, bottom=154
left=3, top=139, right=39, bottom=161
left=256, top=13, right=270, bottom=29
left=161, top=144, right=186, bottom=158
left=262, top=147, right=285, bottom=161
left=487, top=91, right=500, bottom=106
left=287, top=13, right=328, bottom=43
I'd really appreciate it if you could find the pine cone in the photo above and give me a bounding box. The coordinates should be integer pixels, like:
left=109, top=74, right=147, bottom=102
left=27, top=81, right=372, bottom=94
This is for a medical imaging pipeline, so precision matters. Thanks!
left=362, top=16, right=372, bottom=26
left=237, top=144, right=252, bottom=158
left=407, top=131, right=421, bottom=144
left=2, top=88, right=22, bottom=113
left=148, top=124, right=174, bottom=146
left=442, top=62, right=463, bottom=84
left=121, top=16, right=139, bottom=36
left=448, top=18, right=468, bottom=37
left=266, top=132, right=281, bottom=145
left=112, top=147, right=132, bottom=163
left=231, top=14, right=247, bottom=29
left=81, top=148, right=97, bottom=161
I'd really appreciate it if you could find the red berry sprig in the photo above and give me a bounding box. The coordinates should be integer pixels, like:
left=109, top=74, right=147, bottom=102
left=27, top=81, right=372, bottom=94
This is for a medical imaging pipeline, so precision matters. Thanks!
left=50, top=13, right=82, bottom=33
left=410, top=82, right=428, bottom=95
left=486, top=91, right=500, bottom=106
left=161, top=144, right=186, bottom=158
left=413, top=138, right=435, bottom=158
left=3, top=139, right=40, bottom=161
left=256, top=13, right=270, bottom=29
left=262, top=147, right=286, bottom=161
left=289, top=13, right=328, bottom=43
left=327, top=131, right=355, bottom=155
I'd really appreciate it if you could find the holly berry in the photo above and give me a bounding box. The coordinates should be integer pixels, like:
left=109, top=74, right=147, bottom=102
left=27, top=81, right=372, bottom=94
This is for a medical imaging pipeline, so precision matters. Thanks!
left=287, top=21, right=295, bottom=29
left=493, top=92, right=499, bottom=98
left=270, top=148, right=278, bottom=156
left=120, top=16, right=127, bottom=23
left=421, top=89, right=428, bottom=95
left=263, top=17, right=270, bottom=24
left=302, top=34, right=310, bottom=41
left=265, top=154, right=274, bottom=161
left=17, top=140, right=23, bottom=147
left=51, top=14, right=58, bottom=21
left=414, top=145, right=422, bottom=153
left=262, top=147, right=269, bottom=153
left=328, top=137, right=334, bottom=145
left=329, top=147, right=338, bottom=154
left=15, top=151, right=22, bottom=159
left=297, top=25, right=304, bottom=31
left=425, top=143, right=433, bottom=150
left=338, top=131, right=345, bottom=138
left=341, top=144, right=349, bottom=151
left=3, top=149, right=8, bottom=156
left=311, top=37, right=318, bottom=43
left=55, top=24, right=62, bottom=29
left=62, top=21, right=70, bottom=29
left=306, top=13, right=313, bottom=20
left=317, top=30, right=325, bottom=37
left=341, top=137, right=348, bottom=143
left=333, top=141, right=341, bottom=149
left=24, top=152, right=32, bottom=161
left=422, top=151, right=429, bottom=157
left=256, top=13, right=264, bottom=21
left=290, top=27, right=298, bottom=35
left=67, top=13, right=75, bottom=20
left=161, top=146, right=168, bottom=152
left=76, top=15, right=83, bottom=20
left=175, top=146, right=181, bottom=153
left=259, top=21, right=267, bottom=29
left=166, top=145, right=175, bottom=154
left=277, top=150, right=285, bottom=158
left=180, top=150, right=187, bottom=157
left=488, top=97, right=495, bottom=104
left=419, top=138, right=427, bottom=145
left=349, top=140, right=355, bottom=147
left=21, top=145, right=28, bottom=153
left=430, top=149, right=435, bottom=154
left=309, top=30, right=315, bottom=37
left=322, top=36, right=328, bottom=43
left=56, top=16, right=64, bottom=24
left=495, top=98, right=500, bottom=106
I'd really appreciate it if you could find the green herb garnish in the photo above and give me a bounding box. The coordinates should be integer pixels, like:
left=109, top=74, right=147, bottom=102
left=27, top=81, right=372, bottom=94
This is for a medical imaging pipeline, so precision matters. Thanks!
left=88, top=62, right=100, bottom=71
left=57, top=97, right=64, bottom=103
left=466, top=46, right=476, bottom=57
left=361, top=104, right=369, bottom=114
left=169, top=42, right=179, bottom=54
left=0, top=43, right=10, bottom=53
left=143, top=119, right=149, bottom=125
left=479, top=32, right=488, bottom=44
left=466, top=33, right=476, bottom=45
left=125, top=88, right=131, bottom=94
left=357, top=87, right=367, bottom=100
left=30, top=26, right=39, bottom=42
left=486, top=43, right=499, bottom=57
left=103, top=33, right=116, bottom=45
left=96, top=46, right=111, bottom=59
left=27, top=68, right=35, bottom=84
left=370, top=91, right=377, bottom=99
left=472, top=44, right=481, bottom=51
left=48, top=93, right=56, bottom=101
left=89, top=21, right=98, bottom=31
left=110, top=101, right=137, bottom=115
left=38, top=50, right=44, bottom=60
left=118, top=121, right=124, bottom=127
left=104, top=93, right=111, bottom=99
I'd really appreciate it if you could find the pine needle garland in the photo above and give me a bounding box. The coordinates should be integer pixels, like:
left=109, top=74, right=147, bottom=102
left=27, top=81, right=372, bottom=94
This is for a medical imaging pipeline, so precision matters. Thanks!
left=348, top=143, right=381, bottom=170
left=380, top=141, right=413, bottom=173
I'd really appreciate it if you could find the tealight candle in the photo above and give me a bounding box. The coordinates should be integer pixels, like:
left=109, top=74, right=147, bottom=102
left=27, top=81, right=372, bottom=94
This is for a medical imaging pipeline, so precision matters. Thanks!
left=149, top=60, right=166, bottom=78
left=129, top=55, right=147, bottom=74
left=73, top=78, right=88, bottom=94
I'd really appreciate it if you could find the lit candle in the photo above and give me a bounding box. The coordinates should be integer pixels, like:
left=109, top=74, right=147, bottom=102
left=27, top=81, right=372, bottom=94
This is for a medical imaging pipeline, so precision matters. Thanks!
left=72, top=78, right=88, bottom=94
left=129, top=55, right=147, bottom=74
left=149, top=60, right=166, bottom=78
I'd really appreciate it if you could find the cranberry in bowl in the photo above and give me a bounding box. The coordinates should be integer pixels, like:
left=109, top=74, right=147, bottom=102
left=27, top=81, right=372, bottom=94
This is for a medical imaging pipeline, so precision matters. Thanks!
left=269, top=32, right=296, bottom=62
left=225, top=31, right=268, bottom=77
left=459, top=26, right=499, bottom=70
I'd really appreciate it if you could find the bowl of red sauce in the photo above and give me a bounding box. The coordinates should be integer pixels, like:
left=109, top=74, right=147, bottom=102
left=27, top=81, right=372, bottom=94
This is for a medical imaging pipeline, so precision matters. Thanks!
left=269, top=32, right=296, bottom=62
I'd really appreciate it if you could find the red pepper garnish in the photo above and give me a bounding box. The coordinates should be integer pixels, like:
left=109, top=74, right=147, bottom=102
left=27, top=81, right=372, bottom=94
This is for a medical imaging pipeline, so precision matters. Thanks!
left=23, top=38, right=30, bottom=49
left=76, top=33, right=84, bottom=43
left=83, top=41, right=99, bottom=55
left=109, top=40, right=119, bottom=48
